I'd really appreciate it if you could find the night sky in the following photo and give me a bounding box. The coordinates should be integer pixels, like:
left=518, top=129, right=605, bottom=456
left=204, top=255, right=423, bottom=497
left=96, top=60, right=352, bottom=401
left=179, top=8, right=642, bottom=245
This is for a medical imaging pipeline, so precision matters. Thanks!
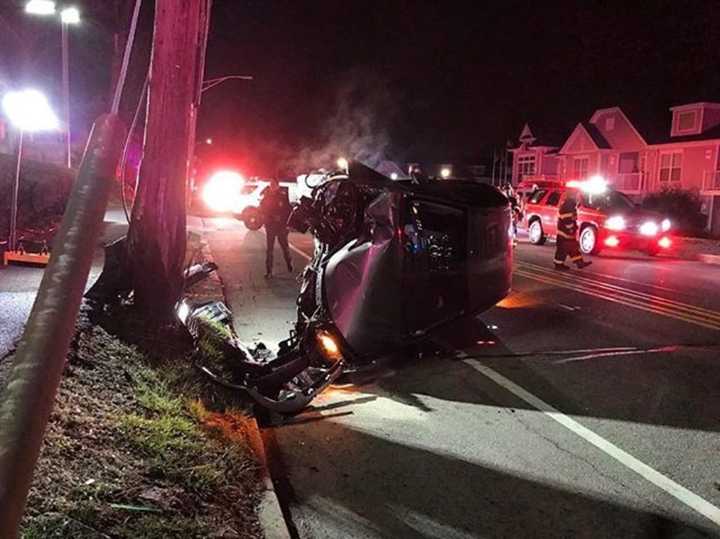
left=3, top=1, right=720, bottom=176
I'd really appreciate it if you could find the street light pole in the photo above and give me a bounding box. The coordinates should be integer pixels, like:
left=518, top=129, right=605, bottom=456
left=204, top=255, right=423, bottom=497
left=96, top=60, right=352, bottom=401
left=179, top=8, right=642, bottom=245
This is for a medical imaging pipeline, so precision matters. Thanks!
left=10, top=131, right=25, bottom=252
left=61, top=21, right=71, bottom=168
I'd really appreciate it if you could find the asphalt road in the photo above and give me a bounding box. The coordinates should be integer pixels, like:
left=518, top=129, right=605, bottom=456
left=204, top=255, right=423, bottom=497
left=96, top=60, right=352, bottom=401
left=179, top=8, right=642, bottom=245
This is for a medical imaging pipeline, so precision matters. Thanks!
left=210, top=226, right=720, bottom=539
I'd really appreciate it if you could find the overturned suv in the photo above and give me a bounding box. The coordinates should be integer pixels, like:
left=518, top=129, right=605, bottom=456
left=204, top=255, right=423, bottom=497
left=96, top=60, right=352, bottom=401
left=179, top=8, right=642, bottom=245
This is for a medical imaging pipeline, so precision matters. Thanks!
left=179, top=162, right=513, bottom=414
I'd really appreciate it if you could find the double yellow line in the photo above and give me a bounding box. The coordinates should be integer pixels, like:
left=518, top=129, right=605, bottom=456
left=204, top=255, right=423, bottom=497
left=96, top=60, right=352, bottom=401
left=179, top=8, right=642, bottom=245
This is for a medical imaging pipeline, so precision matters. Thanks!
left=515, top=261, right=720, bottom=331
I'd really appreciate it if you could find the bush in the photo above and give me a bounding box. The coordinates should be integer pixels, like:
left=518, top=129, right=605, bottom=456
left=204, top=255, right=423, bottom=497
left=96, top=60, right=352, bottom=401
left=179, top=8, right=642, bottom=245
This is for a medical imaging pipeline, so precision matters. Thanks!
left=642, top=186, right=707, bottom=236
left=0, top=154, right=75, bottom=241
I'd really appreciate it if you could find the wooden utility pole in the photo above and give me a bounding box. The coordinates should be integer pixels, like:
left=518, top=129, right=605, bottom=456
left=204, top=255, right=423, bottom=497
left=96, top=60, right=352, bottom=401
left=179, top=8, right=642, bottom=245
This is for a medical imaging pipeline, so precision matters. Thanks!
left=127, top=0, right=212, bottom=318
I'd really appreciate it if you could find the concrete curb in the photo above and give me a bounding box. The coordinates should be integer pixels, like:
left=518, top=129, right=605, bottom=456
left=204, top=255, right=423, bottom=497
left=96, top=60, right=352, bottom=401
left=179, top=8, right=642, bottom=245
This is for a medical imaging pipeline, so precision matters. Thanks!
left=201, top=233, right=292, bottom=539
left=245, top=417, right=292, bottom=539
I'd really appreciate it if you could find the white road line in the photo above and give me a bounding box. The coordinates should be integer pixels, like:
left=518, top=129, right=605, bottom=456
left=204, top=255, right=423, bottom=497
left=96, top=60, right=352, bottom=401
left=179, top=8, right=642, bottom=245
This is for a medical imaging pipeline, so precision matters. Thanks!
left=464, top=359, right=720, bottom=528
left=289, top=243, right=311, bottom=261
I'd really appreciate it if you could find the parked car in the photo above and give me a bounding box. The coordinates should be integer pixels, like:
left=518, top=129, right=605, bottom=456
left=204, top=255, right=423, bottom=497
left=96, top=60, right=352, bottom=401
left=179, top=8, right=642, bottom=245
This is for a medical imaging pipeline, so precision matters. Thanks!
left=519, top=179, right=673, bottom=256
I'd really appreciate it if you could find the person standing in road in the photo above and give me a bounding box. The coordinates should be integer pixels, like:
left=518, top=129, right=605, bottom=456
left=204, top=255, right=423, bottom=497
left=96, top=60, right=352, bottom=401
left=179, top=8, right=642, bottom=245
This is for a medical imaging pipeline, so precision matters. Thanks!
left=554, top=190, right=592, bottom=270
left=260, top=178, right=293, bottom=278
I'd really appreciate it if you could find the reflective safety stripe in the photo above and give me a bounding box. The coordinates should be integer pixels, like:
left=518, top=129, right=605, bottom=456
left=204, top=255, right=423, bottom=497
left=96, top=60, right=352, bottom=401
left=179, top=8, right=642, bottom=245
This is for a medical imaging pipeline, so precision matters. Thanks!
left=553, top=258, right=565, bottom=264
left=557, top=231, right=575, bottom=239
left=570, top=255, right=583, bottom=262
left=558, top=212, right=575, bottom=219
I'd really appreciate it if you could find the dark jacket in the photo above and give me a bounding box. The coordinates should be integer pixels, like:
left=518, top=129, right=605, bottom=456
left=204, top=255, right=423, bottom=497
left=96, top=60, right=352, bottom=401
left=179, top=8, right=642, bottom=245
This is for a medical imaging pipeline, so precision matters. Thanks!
left=557, top=198, right=578, bottom=240
left=260, top=186, right=291, bottom=228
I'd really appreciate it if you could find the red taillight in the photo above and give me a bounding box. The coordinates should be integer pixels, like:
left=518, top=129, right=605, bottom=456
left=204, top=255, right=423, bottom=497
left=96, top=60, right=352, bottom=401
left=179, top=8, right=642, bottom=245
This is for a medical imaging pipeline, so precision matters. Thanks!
left=604, top=235, right=620, bottom=247
left=658, top=236, right=672, bottom=249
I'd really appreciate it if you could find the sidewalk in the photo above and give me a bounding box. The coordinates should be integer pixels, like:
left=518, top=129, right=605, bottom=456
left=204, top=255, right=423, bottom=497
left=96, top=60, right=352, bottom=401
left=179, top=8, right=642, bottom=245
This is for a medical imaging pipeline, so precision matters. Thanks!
left=207, top=228, right=308, bottom=346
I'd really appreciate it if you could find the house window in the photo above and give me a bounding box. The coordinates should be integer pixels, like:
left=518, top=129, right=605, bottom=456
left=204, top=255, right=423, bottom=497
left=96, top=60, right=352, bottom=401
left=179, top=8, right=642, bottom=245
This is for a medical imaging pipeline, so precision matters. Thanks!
left=605, top=117, right=615, bottom=131
left=677, top=111, right=697, bottom=132
left=573, top=157, right=589, bottom=179
left=516, top=155, right=536, bottom=179
left=659, top=152, right=682, bottom=182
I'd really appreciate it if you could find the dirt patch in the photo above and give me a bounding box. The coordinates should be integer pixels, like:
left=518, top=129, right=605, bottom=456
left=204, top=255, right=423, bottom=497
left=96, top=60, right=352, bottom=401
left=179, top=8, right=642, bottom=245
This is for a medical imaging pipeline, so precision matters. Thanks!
left=17, top=319, right=263, bottom=538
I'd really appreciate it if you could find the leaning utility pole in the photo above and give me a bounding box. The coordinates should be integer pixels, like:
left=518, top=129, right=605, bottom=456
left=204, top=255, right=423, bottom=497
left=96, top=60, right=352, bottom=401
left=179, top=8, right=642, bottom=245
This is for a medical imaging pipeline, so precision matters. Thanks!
left=127, top=0, right=212, bottom=317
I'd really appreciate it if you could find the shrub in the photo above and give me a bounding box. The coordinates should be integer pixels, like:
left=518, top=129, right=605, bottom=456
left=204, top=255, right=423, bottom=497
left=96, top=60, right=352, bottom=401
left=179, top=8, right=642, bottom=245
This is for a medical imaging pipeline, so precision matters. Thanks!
left=642, top=186, right=707, bottom=236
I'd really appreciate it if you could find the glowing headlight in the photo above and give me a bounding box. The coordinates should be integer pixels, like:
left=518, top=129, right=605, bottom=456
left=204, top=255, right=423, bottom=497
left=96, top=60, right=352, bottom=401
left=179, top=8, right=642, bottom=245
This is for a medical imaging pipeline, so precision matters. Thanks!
left=202, top=170, right=245, bottom=212
left=316, top=330, right=343, bottom=362
left=605, top=215, right=626, bottom=231
left=639, top=221, right=659, bottom=236
left=661, top=218, right=671, bottom=232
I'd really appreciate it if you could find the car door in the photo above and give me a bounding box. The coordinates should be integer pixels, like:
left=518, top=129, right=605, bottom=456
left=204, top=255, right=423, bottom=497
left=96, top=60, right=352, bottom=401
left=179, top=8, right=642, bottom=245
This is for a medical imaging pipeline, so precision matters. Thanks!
left=540, top=190, right=562, bottom=236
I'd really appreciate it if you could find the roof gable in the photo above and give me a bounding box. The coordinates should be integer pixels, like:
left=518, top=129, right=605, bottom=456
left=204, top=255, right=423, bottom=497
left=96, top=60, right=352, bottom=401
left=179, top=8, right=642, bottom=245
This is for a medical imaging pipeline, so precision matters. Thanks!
left=559, top=123, right=607, bottom=154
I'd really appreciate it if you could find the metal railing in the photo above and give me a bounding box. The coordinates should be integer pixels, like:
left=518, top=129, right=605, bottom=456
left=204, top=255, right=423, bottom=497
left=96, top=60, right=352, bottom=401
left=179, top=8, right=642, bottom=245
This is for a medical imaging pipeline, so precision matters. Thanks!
left=0, top=115, right=125, bottom=537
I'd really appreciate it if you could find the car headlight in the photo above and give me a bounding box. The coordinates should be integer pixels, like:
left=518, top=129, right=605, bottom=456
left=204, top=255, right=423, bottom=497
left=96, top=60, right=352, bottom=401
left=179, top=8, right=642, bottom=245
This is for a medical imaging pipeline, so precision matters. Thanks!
left=661, top=218, right=671, bottom=232
left=639, top=221, right=659, bottom=236
left=606, top=215, right=626, bottom=231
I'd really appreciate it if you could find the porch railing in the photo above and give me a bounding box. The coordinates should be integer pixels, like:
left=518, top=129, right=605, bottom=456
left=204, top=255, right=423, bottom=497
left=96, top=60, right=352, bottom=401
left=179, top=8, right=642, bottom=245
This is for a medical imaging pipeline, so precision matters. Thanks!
left=609, top=173, right=644, bottom=193
left=702, top=171, right=720, bottom=193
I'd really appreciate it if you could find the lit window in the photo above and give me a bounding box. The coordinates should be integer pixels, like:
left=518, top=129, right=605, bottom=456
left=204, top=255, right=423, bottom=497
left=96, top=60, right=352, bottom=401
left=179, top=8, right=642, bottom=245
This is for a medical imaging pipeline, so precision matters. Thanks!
left=516, top=155, right=536, bottom=179
left=573, top=157, right=589, bottom=179
left=659, top=152, right=682, bottom=182
left=677, top=111, right=697, bottom=131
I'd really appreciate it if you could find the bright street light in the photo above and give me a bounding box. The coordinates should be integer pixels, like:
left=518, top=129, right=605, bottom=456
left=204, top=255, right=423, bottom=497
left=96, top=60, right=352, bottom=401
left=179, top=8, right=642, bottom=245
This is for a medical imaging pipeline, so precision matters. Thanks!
left=2, top=90, right=59, bottom=132
left=440, top=167, right=451, bottom=179
left=60, top=6, right=81, bottom=24
left=25, top=1, right=80, bottom=168
left=25, top=0, right=56, bottom=15
left=3, top=89, right=59, bottom=254
left=337, top=157, right=349, bottom=171
left=205, top=138, right=213, bottom=145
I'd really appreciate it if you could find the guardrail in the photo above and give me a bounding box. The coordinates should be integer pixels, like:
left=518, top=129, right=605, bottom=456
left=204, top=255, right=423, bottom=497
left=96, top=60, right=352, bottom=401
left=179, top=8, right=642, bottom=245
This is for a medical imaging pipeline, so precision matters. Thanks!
left=0, top=115, right=125, bottom=537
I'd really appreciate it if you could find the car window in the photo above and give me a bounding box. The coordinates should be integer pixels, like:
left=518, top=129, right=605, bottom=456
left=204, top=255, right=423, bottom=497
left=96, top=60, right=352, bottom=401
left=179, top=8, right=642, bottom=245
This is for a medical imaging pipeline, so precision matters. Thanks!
left=545, top=191, right=561, bottom=206
left=581, top=190, right=634, bottom=211
left=529, top=190, right=547, bottom=204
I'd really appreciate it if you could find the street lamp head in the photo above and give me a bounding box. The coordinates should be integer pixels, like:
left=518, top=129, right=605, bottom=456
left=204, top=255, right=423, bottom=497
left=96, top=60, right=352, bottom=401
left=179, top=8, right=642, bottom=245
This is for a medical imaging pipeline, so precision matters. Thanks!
left=25, top=0, right=56, bottom=15
left=440, top=167, right=451, bottom=179
left=60, top=6, right=80, bottom=24
left=337, top=157, right=349, bottom=171
left=2, top=90, right=59, bottom=132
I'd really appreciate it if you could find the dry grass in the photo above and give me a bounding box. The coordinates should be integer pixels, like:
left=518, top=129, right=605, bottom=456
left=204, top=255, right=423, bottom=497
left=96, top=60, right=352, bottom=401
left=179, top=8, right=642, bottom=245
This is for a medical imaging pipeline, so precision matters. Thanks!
left=20, top=323, right=263, bottom=538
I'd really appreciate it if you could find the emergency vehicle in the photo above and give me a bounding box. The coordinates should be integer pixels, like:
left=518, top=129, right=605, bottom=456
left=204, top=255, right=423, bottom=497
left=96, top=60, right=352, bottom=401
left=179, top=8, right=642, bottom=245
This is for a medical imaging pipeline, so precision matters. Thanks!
left=518, top=177, right=673, bottom=256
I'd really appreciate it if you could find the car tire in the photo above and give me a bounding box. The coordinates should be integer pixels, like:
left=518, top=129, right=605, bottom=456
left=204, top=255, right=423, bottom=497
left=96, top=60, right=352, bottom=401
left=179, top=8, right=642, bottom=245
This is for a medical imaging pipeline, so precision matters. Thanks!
left=528, top=219, right=546, bottom=245
left=579, top=225, right=601, bottom=255
left=242, top=207, right=263, bottom=231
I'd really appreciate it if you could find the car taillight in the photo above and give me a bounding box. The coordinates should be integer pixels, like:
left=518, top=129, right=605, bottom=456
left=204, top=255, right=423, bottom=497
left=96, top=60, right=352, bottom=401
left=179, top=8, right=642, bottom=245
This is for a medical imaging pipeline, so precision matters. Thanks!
left=658, top=236, right=672, bottom=249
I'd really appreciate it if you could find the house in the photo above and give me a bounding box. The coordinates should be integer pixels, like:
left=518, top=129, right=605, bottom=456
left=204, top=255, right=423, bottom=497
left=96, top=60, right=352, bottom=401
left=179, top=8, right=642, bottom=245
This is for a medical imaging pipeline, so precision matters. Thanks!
left=509, top=124, right=561, bottom=183
left=511, top=102, right=720, bottom=235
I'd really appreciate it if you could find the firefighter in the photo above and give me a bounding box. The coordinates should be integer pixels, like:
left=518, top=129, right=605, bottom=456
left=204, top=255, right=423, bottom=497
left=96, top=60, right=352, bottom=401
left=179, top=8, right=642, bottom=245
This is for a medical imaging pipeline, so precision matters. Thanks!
left=260, top=178, right=293, bottom=278
left=554, top=190, right=592, bottom=270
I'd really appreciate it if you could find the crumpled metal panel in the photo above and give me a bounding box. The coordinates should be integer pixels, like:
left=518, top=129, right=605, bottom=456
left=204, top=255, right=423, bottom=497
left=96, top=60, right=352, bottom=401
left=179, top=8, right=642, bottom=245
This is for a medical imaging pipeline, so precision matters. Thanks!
left=323, top=178, right=512, bottom=360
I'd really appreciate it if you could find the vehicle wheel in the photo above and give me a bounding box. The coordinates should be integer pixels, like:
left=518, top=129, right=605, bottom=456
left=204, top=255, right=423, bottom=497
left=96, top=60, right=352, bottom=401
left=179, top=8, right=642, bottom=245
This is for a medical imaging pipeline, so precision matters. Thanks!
left=528, top=219, right=546, bottom=245
left=242, top=207, right=263, bottom=231
left=579, top=225, right=601, bottom=255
